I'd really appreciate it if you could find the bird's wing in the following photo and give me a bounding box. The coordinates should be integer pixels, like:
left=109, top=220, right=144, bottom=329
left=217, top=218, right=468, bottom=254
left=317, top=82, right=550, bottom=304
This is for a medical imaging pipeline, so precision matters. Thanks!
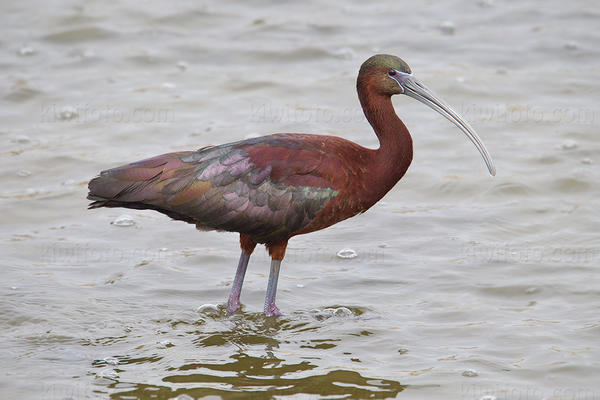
left=88, top=137, right=339, bottom=242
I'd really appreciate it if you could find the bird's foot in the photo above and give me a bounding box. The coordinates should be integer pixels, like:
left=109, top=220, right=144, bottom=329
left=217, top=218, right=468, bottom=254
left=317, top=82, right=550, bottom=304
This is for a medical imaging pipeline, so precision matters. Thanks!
left=226, top=299, right=241, bottom=315
left=264, top=303, right=282, bottom=317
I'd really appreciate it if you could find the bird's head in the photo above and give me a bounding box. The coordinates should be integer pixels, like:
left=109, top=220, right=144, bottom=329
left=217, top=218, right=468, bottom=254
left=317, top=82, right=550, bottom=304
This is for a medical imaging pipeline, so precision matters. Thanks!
left=359, top=54, right=496, bottom=176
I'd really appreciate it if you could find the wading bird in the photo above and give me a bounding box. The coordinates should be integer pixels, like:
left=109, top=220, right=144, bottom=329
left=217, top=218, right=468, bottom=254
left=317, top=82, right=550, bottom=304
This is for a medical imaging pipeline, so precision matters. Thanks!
left=88, top=54, right=495, bottom=316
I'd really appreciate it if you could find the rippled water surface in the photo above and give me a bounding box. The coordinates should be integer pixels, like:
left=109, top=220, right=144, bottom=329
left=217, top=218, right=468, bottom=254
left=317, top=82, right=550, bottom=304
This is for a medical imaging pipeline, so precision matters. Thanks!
left=2, top=0, right=599, bottom=399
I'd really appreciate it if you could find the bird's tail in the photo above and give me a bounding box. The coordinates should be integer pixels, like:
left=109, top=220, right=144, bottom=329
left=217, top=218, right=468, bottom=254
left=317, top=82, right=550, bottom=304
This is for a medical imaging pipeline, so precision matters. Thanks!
left=87, top=151, right=193, bottom=209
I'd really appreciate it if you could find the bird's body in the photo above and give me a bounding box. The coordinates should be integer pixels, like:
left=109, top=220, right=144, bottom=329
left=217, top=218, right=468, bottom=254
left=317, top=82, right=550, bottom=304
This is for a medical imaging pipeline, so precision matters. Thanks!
left=88, top=54, right=494, bottom=316
left=89, top=132, right=405, bottom=245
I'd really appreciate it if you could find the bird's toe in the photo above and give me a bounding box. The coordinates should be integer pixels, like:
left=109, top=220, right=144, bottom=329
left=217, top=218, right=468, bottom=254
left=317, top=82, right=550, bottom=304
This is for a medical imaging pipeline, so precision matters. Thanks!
left=264, top=303, right=282, bottom=317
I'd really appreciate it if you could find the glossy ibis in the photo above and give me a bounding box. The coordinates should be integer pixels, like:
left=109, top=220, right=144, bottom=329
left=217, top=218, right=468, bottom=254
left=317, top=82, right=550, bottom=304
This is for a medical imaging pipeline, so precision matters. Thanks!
left=88, top=54, right=495, bottom=316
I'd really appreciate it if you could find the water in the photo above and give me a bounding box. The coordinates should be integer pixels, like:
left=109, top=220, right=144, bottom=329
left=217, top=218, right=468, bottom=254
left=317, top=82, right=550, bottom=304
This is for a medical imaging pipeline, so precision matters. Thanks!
left=2, top=0, right=599, bottom=399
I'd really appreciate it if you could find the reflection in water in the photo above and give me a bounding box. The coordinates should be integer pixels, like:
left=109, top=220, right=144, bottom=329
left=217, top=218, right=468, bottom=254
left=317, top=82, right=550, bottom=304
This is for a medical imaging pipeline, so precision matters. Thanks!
left=92, top=307, right=405, bottom=399
left=109, top=368, right=404, bottom=399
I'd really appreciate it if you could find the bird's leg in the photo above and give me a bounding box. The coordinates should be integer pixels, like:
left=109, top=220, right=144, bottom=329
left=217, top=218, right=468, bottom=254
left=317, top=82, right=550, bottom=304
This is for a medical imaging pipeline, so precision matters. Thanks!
left=264, top=240, right=288, bottom=317
left=227, top=234, right=256, bottom=315
left=227, top=250, right=250, bottom=315
left=264, top=259, right=281, bottom=316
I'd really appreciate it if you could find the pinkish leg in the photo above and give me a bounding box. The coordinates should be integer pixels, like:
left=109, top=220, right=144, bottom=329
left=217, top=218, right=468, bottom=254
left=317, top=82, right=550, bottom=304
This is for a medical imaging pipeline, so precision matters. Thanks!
left=264, top=259, right=282, bottom=317
left=227, top=250, right=250, bottom=315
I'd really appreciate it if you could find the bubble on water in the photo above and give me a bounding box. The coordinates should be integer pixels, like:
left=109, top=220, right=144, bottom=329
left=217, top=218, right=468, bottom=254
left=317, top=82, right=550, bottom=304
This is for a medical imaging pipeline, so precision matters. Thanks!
left=17, top=169, right=32, bottom=177
left=439, top=21, right=456, bottom=35
left=462, top=369, right=478, bottom=377
left=581, top=158, right=592, bottom=165
left=171, top=395, right=194, bottom=400
left=10, top=286, right=18, bottom=290
left=311, top=307, right=353, bottom=320
left=99, top=369, right=119, bottom=380
left=17, top=45, right=36, bottom=56
left=70, top=48, right=96, bottom=58
left=456, top=76, right=465, bottom=83
left=159, top=247, right=168, bottom=252
left=59, top=106, right=79, bottom=121
left=196, top=303, right=219, bottom=315
left=296, top=283, right=304, bottom=288
left=103, top=356, right=119, bottom=366
left=333, top=307, right=352, bottom=317
left=560, top=140, right=578, bottom=150
left=158, top=340, right=174, bottom=349
left=310, top=308, right=334, bottom=320
left=111, top=214, right=135, bottom=227
left=176, top=61, right=188, bottom=71
left=12, top=135, right=31, bottom=144
left=525, top=287, right=538, bottom=294
left=564, top=42, right=578, bottom=50
left=337, top=248, right=357, bottom=259
left=161, top=82, right=176, bottom=90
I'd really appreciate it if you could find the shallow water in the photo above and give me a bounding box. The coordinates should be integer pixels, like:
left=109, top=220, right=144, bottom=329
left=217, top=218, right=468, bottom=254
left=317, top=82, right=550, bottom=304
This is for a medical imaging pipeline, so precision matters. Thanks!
left=2, top=0, right=599, bottom=399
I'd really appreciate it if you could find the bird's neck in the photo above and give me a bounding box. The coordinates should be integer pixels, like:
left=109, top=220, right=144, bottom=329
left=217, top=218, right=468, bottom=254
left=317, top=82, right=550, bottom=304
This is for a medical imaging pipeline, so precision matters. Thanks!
left=358, top=85, right=413, bottom=200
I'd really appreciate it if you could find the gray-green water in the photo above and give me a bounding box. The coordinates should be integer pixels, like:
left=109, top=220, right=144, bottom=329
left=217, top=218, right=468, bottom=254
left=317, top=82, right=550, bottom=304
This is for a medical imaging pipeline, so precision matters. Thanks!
left=2, top=0, right=599, bottom=399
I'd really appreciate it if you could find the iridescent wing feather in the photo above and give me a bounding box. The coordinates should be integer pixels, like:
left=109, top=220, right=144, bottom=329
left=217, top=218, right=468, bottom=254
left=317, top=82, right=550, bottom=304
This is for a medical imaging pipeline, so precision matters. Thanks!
left=88, top=135, right=339, bottom=243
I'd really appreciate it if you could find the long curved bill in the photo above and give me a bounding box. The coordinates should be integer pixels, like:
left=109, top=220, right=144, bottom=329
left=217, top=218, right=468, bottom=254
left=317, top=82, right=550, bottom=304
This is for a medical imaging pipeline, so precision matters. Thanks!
left=391, top=70, right=496, bottom=176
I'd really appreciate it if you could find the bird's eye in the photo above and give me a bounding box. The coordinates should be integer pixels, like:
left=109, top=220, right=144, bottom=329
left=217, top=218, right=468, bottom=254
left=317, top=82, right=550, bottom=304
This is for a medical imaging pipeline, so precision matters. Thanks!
left=388, top=69, right=397, bottom=76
